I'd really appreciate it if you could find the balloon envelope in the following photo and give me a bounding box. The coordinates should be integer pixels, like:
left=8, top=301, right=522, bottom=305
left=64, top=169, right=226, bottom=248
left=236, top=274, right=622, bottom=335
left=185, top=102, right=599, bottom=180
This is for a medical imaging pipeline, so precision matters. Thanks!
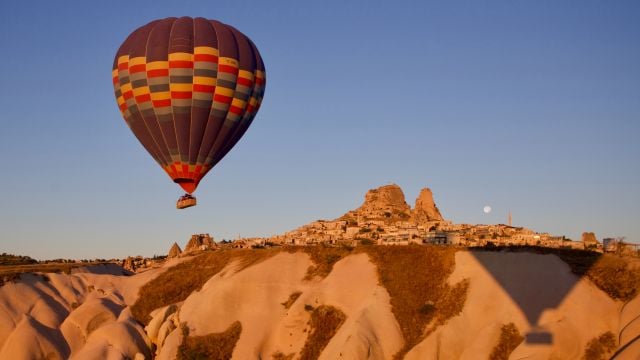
left=112, top=17, right=266, bottom=193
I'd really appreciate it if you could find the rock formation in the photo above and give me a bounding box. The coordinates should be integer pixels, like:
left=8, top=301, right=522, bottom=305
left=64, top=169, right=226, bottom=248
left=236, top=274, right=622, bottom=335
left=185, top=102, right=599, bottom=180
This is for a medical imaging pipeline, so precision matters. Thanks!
left=340, top=184, right=444, bottom=226
left=412, top=187, right=444, bottom=223
left=581, top=232, right=598, bottom=248
left=167, top=243, right=182, bottom=259
left=183, top=234, right=215, bottom=254
left=122, top=257, right=136, bottom=272
left=343, top=184, right=412, bottom=223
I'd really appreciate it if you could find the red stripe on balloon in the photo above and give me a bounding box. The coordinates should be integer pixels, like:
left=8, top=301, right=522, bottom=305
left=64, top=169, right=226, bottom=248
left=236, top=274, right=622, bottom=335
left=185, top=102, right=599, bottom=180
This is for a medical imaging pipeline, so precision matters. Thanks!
left=153, top=99, right=171, bottom=107
left=169, top=60, right=193, bottom=68
left=193, top=84, right=215, bottom=93
left=237, top=77, right=253, bottom=87
left=213, top=94, right=232, bottom=103
left=129, top=64, right=146, bottom=73
left=171, top=91, right=193, bottom=99
left=135, top=94, right=151, bottom=103
left=229, top=105, right=243, bottom=115
left=194, top=54, right=218, bottom=62
left=147, top=69, right=169, bottom=78
left=218, top=64, right=237, bottom=74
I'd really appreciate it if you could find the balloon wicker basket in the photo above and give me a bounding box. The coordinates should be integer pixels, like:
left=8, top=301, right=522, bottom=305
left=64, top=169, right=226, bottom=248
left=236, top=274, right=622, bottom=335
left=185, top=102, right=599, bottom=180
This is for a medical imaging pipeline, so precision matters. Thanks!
left=176, top=195, right=197, bottom=209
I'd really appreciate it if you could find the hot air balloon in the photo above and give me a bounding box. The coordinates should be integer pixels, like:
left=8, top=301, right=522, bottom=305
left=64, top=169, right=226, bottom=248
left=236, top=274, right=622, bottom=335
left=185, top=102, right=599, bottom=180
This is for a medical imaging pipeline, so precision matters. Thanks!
left=112, top=17, right=266, bottom=209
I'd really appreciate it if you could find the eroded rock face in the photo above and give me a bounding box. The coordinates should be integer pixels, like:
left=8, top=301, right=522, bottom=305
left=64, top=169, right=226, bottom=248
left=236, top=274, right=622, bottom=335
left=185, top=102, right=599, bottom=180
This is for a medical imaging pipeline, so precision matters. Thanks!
left=167, top=243, right=182, bottom=259
left=412, top=187, right=443, bottom=223
left=0, top=265, right=161, bottom=359
left=581, top=232, right=598, bottom=247
left=346, top=184, right=412, bottom=221
left=184, top=234, right=215, bottom=254
left=122, top=257, right=136, bottom=272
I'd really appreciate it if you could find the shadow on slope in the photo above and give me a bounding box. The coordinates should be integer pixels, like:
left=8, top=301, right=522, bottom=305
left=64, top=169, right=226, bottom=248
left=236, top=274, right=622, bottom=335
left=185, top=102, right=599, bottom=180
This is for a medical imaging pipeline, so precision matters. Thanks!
left=469, top=246, right=640, bottom=345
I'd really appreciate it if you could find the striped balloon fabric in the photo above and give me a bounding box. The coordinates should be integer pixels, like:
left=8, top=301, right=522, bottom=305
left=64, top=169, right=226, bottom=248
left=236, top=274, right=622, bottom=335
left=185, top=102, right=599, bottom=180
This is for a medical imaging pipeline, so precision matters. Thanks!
left=112, top=17, right=266, bottom=194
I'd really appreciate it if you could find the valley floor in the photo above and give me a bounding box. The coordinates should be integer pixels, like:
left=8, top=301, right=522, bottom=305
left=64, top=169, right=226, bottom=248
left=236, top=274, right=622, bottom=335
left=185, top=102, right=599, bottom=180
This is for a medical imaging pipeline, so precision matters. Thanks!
left=0, top=247, right=638, bottom=359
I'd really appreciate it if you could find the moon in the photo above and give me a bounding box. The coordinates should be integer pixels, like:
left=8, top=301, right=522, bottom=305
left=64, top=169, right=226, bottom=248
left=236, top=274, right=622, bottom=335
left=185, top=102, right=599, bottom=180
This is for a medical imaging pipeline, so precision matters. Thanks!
left=483, top=206, right=492, bottom=214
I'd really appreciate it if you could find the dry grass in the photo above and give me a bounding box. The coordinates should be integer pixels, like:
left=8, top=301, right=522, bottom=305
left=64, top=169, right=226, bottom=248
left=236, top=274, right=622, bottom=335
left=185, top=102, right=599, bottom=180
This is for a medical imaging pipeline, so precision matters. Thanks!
left=131, top=248, right=279, bottom=324
left=0, top=262, right=114, bottom=287
left=583, top=331, right=617, bottom=360
left=281, top=291, right=302, bottom=310
left=288, top=245, right=469, bottom=358
left=584, top=255, right=640, bottom=302
left=489, top=323, right=524, bottom=360
left=177, top=321, right=242, bottom=360
left=287, top=245, right=353, bottom=280
left=362, top=245, right=467, bottom=359
left=299, top=305, right=346, bottom=360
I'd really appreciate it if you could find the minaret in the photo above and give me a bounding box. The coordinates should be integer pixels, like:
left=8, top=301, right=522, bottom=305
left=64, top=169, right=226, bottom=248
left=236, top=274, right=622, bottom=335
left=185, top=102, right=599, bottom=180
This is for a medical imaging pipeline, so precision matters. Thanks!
left=508, top=210, right=512, bottom=227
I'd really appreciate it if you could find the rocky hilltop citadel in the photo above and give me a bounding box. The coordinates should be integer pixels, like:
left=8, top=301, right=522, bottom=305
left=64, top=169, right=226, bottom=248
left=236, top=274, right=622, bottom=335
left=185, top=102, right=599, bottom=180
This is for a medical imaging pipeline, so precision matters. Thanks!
left=259, top=184, right=590, bottom=250
left=127, top=184, right=633, bottom=272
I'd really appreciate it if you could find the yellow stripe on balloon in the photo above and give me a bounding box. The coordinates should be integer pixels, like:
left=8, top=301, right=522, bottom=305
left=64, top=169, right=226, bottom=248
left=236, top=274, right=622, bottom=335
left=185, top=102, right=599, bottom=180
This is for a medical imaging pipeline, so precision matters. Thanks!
left=168, top=52, right=193, bottom=61
left=231, top=98, right=246, bottom=108
left=219, top=57, right=239, bottom=67
left=146, top=61, right=169, bottom=70
left=194, top=46, right=219, bottom=56
left=216, top=87, right=235, bottom=97
left=193, top=76, right=216, bottom=86
left=128, top=57, right=146, bottom=66
left=238, top=70, right=254, bottom=80
left=170, top=83, right=193, bottom=92
left=133, top=86, right=150, bottom=96
left=117, top=55, right=129, bottom=66
left=151, top=91, right=171, bottom=100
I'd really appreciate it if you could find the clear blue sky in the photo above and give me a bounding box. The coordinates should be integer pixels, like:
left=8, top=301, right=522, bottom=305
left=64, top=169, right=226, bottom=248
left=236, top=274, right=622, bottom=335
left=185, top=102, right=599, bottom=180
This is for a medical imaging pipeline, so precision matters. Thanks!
left=1, top=1, right=638, bottom=259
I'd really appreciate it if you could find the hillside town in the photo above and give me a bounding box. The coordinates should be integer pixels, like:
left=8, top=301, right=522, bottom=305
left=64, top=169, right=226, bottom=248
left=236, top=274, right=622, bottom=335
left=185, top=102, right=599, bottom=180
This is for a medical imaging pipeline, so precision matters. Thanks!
left=121, top=184, right=638, bottom=271
left=149, top=184, right=637, bottom=264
